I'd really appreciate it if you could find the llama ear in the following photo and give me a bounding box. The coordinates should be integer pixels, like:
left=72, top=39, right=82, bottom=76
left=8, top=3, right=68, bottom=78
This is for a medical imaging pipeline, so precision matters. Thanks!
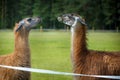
left=78, top=18, right=87, bottom=26
left=16, top=24, right=23, bottom=32
left=16, top=21, right=24, bottom=32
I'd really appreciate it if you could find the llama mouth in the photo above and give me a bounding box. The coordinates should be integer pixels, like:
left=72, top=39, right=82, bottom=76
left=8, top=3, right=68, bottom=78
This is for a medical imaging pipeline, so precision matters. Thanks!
left=57, top=17, right=62, bottom=22
left=37, top=17, right=42, bottom=23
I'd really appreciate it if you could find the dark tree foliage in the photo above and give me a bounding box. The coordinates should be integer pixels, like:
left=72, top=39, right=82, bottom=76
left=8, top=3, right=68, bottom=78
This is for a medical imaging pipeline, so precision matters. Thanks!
left=0, top=0, right=119, bottom=30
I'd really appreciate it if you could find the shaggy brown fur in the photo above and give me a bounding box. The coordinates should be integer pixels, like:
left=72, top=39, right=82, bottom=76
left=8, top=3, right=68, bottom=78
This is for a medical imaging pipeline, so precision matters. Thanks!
left=57, top=13, right=120, bottom=80
left=72, top=22, right=120, bottom=80
left=0, top=17, right=40, bottom=80
left=0, top=23, right=31, bottom=80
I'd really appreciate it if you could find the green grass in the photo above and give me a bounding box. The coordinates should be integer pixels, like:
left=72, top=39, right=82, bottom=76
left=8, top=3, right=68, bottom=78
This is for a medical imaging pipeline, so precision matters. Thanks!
left=0, top=30, right=120, bottom=80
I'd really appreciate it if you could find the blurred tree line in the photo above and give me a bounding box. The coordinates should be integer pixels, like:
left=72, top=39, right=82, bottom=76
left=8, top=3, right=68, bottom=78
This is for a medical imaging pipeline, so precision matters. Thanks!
left=0, top=0, right=120, bottom=30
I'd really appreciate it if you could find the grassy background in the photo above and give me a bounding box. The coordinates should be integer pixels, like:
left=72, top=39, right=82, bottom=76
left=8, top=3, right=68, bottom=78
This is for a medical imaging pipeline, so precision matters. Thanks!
left=0, top=30, right=120, bottom=80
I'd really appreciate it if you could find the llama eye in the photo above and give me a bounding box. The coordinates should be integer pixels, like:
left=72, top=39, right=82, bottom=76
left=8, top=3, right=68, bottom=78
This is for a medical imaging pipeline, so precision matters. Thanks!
left=27, top=18, right=32, bottom=22
left=69, top=16, right=74, bottom=20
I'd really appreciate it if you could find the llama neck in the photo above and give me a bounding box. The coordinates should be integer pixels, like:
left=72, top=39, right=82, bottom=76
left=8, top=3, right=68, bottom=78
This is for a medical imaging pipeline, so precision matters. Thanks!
left=71, top=24, right=87, bottom=65
left=14, top=32, right=30, bottom=59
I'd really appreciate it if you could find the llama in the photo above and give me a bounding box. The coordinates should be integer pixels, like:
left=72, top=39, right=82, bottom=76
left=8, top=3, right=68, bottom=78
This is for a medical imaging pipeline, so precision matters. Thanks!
left=58, top=13, right=120, bottom=80
left=0, top=17, right=41, bottom=80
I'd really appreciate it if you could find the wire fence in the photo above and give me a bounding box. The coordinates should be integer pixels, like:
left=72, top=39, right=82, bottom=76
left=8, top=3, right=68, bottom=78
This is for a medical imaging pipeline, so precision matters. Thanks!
left=0, top=29, right=119, bottom=33
left=0, top=65, right=120, bottom=80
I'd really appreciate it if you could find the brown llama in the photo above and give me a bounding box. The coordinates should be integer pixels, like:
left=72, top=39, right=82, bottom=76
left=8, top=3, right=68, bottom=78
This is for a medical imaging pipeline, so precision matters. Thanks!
left=0, top=17, right=41, bottom=80
left=58, top=13, right=120, bottom=80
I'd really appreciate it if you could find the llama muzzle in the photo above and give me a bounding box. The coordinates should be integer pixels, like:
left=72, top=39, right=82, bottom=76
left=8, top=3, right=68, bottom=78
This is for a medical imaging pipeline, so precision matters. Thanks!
left=57, top=17, right=62, bottom=22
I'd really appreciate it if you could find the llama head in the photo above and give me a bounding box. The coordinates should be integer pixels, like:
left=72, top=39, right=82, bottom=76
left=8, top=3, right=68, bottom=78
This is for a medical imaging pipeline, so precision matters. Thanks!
left=15, top=17, right=41, bottom=32
left=57, top=13, right=87, bottom=27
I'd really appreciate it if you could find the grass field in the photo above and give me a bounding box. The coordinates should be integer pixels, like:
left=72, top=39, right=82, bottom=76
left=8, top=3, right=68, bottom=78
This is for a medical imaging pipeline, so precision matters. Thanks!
left=0, top=30, right=120, bottom=80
